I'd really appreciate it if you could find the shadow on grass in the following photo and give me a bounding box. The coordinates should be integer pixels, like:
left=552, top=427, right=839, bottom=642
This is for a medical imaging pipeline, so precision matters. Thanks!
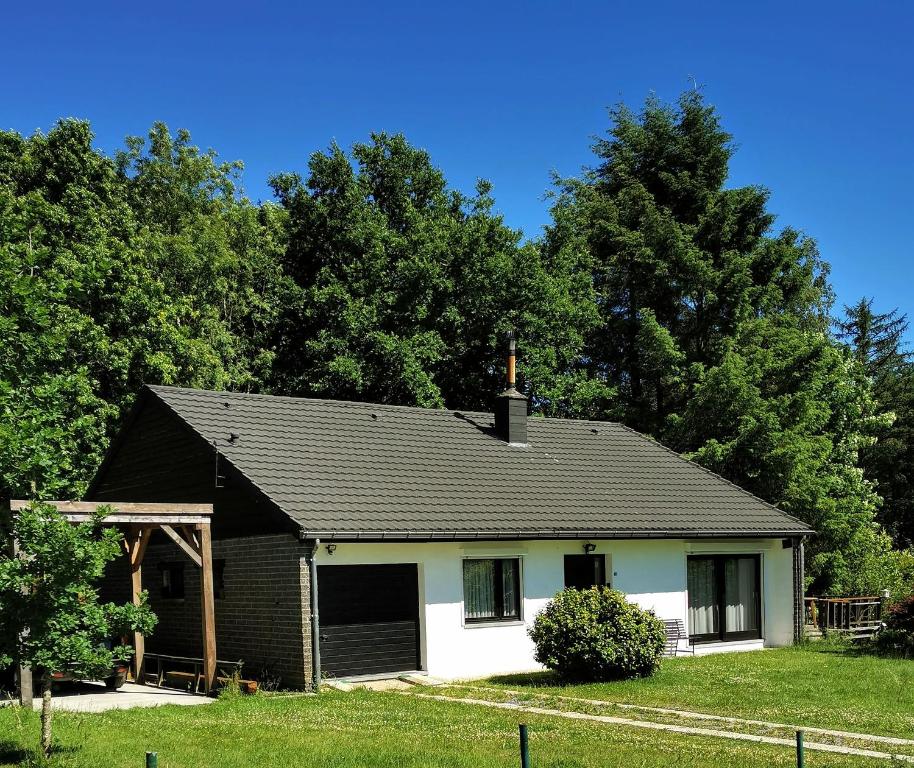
left=485, top=671, right=562, bottom=688
left=799, top=637, right=875, bottom=658
left=0, top=740, right=31, bottom=765
left=0, top=739, right=81, bottom=767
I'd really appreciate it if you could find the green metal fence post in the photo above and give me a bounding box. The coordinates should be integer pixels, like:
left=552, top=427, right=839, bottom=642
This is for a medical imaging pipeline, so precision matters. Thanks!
left=519, top=723, right=530, bottom=768
left=796, top=730, right=805, bottom=768
left=146, top=751, right=158, bottom=768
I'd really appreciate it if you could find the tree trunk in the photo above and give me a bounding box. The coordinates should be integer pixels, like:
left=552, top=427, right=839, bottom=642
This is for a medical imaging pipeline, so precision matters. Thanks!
left=40, top=677, right=53, bottom=757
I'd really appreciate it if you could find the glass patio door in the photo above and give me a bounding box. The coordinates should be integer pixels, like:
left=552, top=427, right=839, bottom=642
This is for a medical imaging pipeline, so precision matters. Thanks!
left=687, top=555, right=761, bottom=642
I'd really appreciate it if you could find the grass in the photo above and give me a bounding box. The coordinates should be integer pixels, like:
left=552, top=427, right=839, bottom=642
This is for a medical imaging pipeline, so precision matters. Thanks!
left=0, top=689, right=876, bottom=768
left=0, top=644, right=910, bottom=767
left=480, top=642, right=914, bottom=739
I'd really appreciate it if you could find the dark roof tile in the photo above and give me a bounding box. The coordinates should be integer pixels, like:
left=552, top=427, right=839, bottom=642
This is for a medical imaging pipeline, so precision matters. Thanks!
left=147, top=385, right=813, bottom=539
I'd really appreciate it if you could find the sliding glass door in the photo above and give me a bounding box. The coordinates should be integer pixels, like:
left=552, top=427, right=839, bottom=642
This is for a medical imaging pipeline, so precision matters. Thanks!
left=687, top=555, right=761, bottom=642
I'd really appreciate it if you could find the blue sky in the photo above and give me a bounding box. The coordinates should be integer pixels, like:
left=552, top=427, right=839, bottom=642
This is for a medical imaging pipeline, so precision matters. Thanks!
left=3, top=1, right=912, bottom=330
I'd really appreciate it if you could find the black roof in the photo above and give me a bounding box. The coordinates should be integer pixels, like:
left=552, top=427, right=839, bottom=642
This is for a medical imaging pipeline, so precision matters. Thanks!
left=142, top=385, right=812, bottom=540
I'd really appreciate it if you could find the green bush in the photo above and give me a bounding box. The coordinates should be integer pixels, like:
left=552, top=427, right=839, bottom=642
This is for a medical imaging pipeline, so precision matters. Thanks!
left=872, top=595, right=914, bottom=658
left=872, top=628, right=914, bottom=658
left=529, top=587, right=665, bottom=681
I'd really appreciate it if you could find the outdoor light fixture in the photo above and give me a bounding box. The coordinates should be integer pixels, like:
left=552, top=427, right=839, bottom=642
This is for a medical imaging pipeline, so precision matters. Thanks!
left=325, top=543, right=337, bottom=555
left=582, top=542, right=596, bottom=554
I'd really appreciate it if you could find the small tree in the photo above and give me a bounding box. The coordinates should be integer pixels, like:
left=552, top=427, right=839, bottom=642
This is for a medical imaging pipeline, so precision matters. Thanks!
left=0, top=502, right=156, bottom=756
left=529, top=587, right=665, bottom=681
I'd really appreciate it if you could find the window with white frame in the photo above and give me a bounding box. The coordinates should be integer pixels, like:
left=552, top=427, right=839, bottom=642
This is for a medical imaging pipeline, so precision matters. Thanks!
left=462, top=558, right=521, bottom=623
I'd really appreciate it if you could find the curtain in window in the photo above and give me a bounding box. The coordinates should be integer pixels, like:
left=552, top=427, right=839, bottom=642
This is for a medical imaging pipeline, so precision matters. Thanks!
left=463, top=559, right=496, bottom=619
left=724, top=557, right=759, bottom=632
left=501, top=559, right=519, bottom=618
left=687, top=558, right=718, bottom=635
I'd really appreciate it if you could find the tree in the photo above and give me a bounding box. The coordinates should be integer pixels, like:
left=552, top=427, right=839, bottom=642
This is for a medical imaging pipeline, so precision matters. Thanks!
left=838, top=299, right=914, bottom=545
left=545, top=92, right=886, bottom=593
left=837, top=298, right=909, bottom=386
left=0, top=121, right=287, bottom=501
left=666, top=318, right=884, bottom=594
left=268, top=133, right=611, bottom=415
left=0, top=503, right=156, bottom=756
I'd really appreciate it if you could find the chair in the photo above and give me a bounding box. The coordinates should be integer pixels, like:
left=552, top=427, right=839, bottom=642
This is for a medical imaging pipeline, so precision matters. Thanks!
left=662, top=618, right=695, bottom=656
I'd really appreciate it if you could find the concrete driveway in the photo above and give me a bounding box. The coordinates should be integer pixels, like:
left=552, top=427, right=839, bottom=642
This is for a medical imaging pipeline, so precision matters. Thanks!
left=14, top=681, right=215, bottom=713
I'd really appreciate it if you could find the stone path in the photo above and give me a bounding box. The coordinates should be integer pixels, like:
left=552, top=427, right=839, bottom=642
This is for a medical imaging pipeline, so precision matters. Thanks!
left=399, top=689, right=914, bottom=763
left=453, top=683, right=914, bottom=748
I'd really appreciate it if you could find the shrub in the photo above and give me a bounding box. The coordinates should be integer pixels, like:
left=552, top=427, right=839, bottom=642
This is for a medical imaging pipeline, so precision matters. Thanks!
left=872, top=629, right=914, bottom=659
left=885, top=595, right=914, bottom=634
left=871, top=595, right=914, bottom=658
left=529, top=587, right=665, bottom=681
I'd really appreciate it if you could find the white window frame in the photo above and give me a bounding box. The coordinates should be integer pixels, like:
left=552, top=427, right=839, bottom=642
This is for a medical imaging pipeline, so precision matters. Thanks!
left=460, top=555, right=525, bottom=628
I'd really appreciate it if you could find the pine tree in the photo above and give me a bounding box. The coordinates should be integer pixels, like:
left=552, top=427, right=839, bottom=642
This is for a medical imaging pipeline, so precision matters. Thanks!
left=837, top=298, right=909, bottom=386
left=838, top=298, right=914, bottom=545
left=545, top=92, right=885, bottom=594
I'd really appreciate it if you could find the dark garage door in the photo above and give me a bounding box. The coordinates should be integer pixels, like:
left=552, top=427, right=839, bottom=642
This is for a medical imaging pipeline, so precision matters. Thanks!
left=318, top=563, right=420, bottom=678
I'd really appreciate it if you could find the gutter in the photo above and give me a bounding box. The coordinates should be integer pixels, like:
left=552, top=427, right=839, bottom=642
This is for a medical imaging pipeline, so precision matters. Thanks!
left=307, top=538, right=321, bottom=691
left=300, top=528, right=816, bottom=542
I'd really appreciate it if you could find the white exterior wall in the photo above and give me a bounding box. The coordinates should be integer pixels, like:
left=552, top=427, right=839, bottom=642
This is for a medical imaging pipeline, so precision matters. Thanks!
left=318, top=537, right=795, bottom=680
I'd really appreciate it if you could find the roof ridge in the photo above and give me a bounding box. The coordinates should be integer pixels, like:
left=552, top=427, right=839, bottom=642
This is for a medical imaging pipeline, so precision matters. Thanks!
left=146, top=384, right=628, bottom=427
left=146, top=385, right=490, bottom=418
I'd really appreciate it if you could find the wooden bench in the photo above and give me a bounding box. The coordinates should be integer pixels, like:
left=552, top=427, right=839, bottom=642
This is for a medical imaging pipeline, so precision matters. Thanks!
left=143, top=653, right=246, bottom=694
left=662, top=619, right=695, bottom=657
left=164, top=670, right=258, bottom=694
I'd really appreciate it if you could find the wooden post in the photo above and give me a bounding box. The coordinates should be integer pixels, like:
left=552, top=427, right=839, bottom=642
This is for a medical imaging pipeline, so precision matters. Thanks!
left=198, top=522, right=216, bottom=694
left=10, top=535, right=33, bottom=707
left=130, top=528, right=147, bottom=684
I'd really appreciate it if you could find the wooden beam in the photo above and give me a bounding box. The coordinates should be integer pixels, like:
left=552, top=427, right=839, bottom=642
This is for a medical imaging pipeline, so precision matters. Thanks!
left=131, top=526, right=151, bottom=568
left=160, top=525, right=202, bottom=567
left=10, top=500, right=213, bottom=515
left=60, top=514, right=210, bottom=525
left=128, top=531, right=145, bottom=684
left=180, top=525, right=200, bottom=550
left=198, top=523, right=217, bottom=694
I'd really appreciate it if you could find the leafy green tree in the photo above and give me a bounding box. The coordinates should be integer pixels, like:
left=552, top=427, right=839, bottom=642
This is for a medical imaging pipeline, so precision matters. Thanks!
left=0, top=503, right=156, bottom=756
left=0, top=121, right=286, bottom=500
left=268, top=133, right=611, bottom=415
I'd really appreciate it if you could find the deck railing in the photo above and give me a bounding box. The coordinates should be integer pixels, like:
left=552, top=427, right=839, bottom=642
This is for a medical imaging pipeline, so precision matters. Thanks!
left=804, top=596, right=884, bottom=639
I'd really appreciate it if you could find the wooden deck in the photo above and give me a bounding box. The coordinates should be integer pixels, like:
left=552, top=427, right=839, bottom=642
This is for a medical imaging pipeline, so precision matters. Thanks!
left=804, top=596, right=884, bottom=639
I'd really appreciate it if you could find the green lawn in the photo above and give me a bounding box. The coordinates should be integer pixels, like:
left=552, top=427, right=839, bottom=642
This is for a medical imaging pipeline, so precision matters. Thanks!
left=479, top=643, right=914, bottom=738
left=1, top=645, right=910, bottom=767
left=0, top=689, right=875, bottom=768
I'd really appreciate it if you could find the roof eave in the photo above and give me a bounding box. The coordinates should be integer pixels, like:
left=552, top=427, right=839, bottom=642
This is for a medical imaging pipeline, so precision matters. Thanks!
left=300, top=528, right=815, bottom=542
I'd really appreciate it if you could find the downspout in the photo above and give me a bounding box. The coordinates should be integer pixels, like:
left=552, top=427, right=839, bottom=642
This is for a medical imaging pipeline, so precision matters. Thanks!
left=792, top=536, right=806, bottom=643
left=309, top=538, right=321, bottom=691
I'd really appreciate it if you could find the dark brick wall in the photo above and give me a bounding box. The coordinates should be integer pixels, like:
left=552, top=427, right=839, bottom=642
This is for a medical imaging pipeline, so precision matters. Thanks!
left=102, top=533, right=313, bottom=689
left=90, top=394, right=295, bottom=539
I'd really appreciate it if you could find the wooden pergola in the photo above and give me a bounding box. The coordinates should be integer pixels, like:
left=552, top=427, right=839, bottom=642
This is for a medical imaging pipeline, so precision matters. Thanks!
left=10, top=500, right=217, bottom=694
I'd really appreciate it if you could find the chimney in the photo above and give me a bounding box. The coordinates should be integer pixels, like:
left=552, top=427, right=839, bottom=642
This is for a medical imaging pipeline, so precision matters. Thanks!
left=494, top=331, right=528, bottom=446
